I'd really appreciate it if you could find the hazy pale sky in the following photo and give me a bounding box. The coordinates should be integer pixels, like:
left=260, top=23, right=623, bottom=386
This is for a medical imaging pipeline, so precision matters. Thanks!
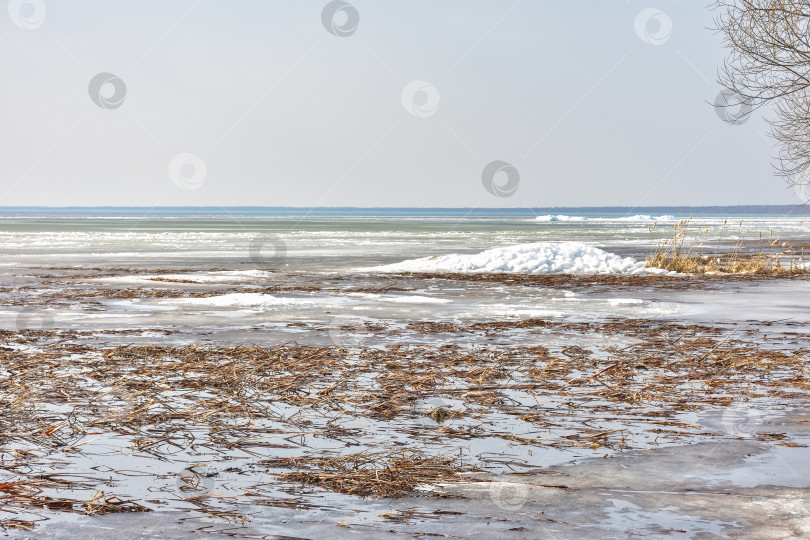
left=0, top=1, right=802, bottom=207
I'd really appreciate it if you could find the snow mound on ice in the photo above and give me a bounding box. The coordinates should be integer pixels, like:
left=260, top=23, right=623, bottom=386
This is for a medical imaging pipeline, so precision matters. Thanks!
left=361, top=242, right=672, bottom=275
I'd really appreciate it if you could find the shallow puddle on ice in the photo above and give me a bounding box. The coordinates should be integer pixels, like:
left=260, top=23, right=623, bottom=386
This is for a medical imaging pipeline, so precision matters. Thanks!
left=601, top=498, right=740, bottom=537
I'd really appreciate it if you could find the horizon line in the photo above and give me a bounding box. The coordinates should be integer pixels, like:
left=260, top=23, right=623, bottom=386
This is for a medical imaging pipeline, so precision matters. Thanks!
left=0, top=204, right=807, bottom=210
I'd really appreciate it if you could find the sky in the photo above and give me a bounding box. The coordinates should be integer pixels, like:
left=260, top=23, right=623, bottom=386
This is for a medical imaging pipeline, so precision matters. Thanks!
left=0, top=0, right=803, bottom=207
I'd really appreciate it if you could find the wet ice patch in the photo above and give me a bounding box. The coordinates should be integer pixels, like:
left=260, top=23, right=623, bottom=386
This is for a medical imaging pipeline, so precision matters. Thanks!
left=349, top=292, right=452, bottom=304
left=479, top=308, right=568, bottom=319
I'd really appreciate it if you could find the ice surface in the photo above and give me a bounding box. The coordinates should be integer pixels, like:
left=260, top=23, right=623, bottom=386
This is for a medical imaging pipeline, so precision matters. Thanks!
left=348, top=293, right=453, bottom=304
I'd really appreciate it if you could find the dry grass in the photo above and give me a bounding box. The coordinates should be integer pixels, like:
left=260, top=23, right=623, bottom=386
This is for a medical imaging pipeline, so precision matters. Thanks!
left=145, top=277, right=203, bottom=284
left=275, top=451, right=474, bottom=497
left=1, top=317, right=809, bottom=523
left=646, top=218, right=809, bottom=274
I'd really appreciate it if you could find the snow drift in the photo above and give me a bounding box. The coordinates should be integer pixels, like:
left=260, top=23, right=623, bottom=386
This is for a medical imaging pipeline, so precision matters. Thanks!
left=534, top=214, right=678, bottom=223
left=361, top=242, right=672, bottom=275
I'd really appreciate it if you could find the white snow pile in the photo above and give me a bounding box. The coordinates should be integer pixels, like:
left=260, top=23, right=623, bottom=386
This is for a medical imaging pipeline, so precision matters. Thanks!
left=170, top=293, right=327, bottom=307
left=533, top=214, right=678, bottom=223
left=612, top=214, right=677, bottom=222
left=97, top=270, right=274, bottom=284
left=534, top=215, right=589, bottom=222
left=361, top=242, right=672, bottom=275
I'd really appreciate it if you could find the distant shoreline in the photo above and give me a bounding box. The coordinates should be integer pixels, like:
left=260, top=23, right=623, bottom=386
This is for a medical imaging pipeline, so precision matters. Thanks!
left=0, top=205, right=808, bottom=217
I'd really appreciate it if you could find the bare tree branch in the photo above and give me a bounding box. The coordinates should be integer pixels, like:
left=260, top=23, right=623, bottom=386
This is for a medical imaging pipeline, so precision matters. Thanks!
left=714, top=1, right=810, bottom=196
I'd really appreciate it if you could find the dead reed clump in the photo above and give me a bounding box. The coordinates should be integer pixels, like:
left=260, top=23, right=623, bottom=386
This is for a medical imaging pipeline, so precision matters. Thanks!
left=0, top=479, right=148, bottom=517
left=646, top=218, right=810, bottom=275
left=145, top=277, right=203, bottom=284
left=278, top=451, right=474, bottom=497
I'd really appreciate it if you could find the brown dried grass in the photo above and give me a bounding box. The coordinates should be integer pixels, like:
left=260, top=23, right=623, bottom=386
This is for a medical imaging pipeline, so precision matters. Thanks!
left=646, top=218, right=810, bottom=274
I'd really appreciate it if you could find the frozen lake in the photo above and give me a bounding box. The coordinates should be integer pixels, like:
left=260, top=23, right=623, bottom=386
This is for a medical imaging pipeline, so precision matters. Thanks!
left=0, top=211, right=808, bottom=538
